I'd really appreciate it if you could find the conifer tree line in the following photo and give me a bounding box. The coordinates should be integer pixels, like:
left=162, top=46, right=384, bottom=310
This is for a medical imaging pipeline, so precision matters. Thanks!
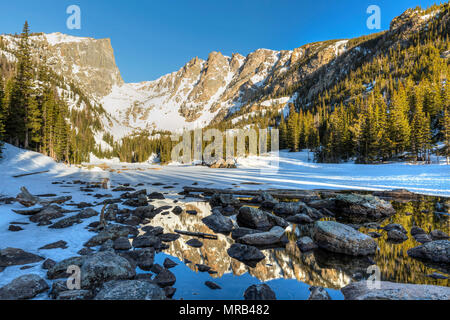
left=0, top=22, right=103, bottom=163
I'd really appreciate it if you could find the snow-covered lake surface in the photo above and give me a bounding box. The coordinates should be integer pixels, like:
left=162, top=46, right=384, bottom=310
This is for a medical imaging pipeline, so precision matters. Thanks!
left=0, top=144, right=448, bottom=299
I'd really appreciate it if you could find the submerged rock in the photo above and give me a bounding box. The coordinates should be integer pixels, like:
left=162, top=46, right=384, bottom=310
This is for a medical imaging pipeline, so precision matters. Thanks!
left=227, top=243, right=265, bottom=267
left=342, top=281, right=450, bottom=300
left=205, top=281, right=222, bottom=290
left=312, top=221, right=378, bottom=256
left=243, top=284, right=276, bottom=300
left=237, top=207, right=272, bottom=231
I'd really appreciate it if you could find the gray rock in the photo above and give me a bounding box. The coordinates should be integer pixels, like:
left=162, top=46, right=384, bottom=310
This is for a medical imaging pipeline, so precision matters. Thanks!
left=251, top=192, right=278, bottom=209
left=163, top=258, right=177, bottom=269
left=100, top=239, right=115, bottom=252
left=342, top=281, right=450, bottom=300
left=244, top=284, right=276, bottom=300
left=286, top=214, right=313, bottom=224
left=231, top=227, right=261, bottom=240
left=210, top=193, right=240, bottom=208
left=124, top=248, right=155, bottom=271
left=238, top=226, right=286, bottom=246
left=407, top=240, right=450, bottom=264
left=237, top=207, right=272, bottom=231
left=160, top=233, right=180, bottom=242
left=172, top=206, right=183, bottom=215
left=42, top=258, right=56, bottom=270
left=414, top=233, right=433, bottom=244
left=387, top=230, right=408, bottom=242
left=39, top=240, right=68, bottom=250
left=49, top=215, right=82, bottom=229
left=202, top=209, right=234, bottom=233
left=308, top=286, right=331, bottom=300
left=0, top=248, right=44, bottom=267
left=154, top=268, right=176, bottom=287
left=227, top=243, right=265, bottom=267
left=29, top=206, right=64, bottom=223
left=0, top=274, right=49, bottom=300
left=312, top=221, right=378, bottom=256
left=84, top=225, right=137, bottom=247
left=297, top=237, right=318, bottom=252
left=47, top=256, right=86, bottom=279
left=430, top=230, right=449, bottom=240
left=104, top=204, right=119, bottom=221
left=113, top=237, right=132, bottom=251
left=273, top=202, right=306, bottom=217
left=57, top=290, right=93, bottom=300
left=80, top=251, right=136, bottom=289
left=132, top=235, right=161, bottom=249
left=384, top=223, right=407, bottom=234
left=95, top=280, right=166, bottom=300
left=134, top=205, right=156, bottom=219
left=334, top=193, right=395, bottom=222
left=77, top=208, right=99, bottom=219
left=411, top=226, right=426, bottom=236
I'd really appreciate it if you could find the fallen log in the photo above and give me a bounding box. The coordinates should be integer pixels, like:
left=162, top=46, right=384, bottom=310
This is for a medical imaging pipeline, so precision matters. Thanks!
left=12, top=170, right=50, bottom=178
left=174, top=229, right=218, bottom=240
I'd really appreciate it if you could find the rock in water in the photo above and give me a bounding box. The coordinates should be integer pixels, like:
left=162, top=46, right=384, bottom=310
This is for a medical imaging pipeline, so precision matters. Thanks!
left=308, top=286, right=331, bottom=300
left=0, top=274, right=49, bottom=300
left=312, top=221, right=377, bottom=256
left=205, top=281, right=222, bottom=290
left=80, top=251, right=136, bottom=289
left=202, top=209, right=234, bottom=233
left=387, top=230, right=408, bottom=243
left=244, top=284, right=276, bottom=300
left=227, top=243, right=265, bottom=267
left=334, top=193, right=395, bottom=222
left=154, top=269, right=176, bottom=287
left=342, top=281, right=450, bottom=300
left=237, top=207, right=272, bottom=231
left=95, top=280, right=166, bottom=300
left=297, top=237, right=318, bottom=252
left=407, top=240, right=450, bottom=264
left=186, top=239, right=203, bottom=248
left=238, top=226, right=286, bottom=246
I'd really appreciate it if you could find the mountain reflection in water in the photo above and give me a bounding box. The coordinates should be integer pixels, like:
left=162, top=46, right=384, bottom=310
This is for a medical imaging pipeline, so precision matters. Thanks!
left=142, top=196, right=448, bottom=300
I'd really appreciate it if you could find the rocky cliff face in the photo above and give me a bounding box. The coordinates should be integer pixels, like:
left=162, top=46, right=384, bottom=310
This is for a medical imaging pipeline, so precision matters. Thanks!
left=101, top=39, right=350, bottom=134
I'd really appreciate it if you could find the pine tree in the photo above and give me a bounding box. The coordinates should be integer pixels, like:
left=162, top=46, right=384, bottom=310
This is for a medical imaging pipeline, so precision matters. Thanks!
left=389, top=83, right=411, bottom=156
left=0, top=76, right=4, bottom=155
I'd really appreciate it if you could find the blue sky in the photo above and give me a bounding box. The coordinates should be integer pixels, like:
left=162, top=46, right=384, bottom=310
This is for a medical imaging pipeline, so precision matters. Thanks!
left=0, top=0, right=442, bottom=83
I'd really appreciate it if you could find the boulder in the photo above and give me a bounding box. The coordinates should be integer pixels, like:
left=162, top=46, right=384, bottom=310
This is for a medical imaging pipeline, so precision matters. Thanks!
left=0, top=248, right=44, bottom=267
left=113, top=237, right=132, bottom=251
left=39, top=240, right=68, bottom=250
left=312, top=221, right=378, bottom=256
left=286, top=214, right=313, bottom=224
left=124, top=248, right=155, bottom=271
left=94, top=280, right=166, bottom=300
left=342, top=281, right=450, bottom=300
left=42, top=258, right=56, bottom=270
left=29, top=206, right=64, bottom=223
left=0, top=274, right=49, bottom=300
left=163, top=258, right=177, bottom=269
left=80, top=251, right=136, bottom=289
left=84, top=225, right=137, bottom=247
left=227, top=244, right=265, bottom=267
left=407, top=240, right=450, bottom=264
left=383, top=223, right=407, bottom=234
left=77, top=208, right=99, bottom=219
left=238, top=226, right=286, bottom=246
left=430, top=230, right=449, bottom=241
left=334, top=193, right=395, bottom=222
left=296, top=237, right=318, bottom=252
left=231, top=227, right=261, bottom=240
left=387, top=230, right=408, bottom=243
left=237, top=207, right=272, bottom=231
left=273, top=202, right=306, bottom=217
left=308, top=286, right=331, bottom=300
left=47, top=256, right=86, bottom=279
left=154, top=269, right=176, bottom=287
left=251, top=192, right=279, bottom=209
left=210, top=193, right=240, bottom=208
left=244, top=284, right=276, bottom=300
left=160, top=233, right=180, bottom=242
left=49, top=215, right=82, bottom=229
left=133, top=205, right=156, bottom=219
left=132, top=235, right=161, bottom=249
left=202, top=209, right=234, bottom=233
left=104, top=204, right=119, bottom=221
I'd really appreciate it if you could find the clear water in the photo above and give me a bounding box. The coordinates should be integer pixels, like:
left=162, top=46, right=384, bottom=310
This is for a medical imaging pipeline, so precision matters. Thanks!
left=139, top=196, right=449, bottom=300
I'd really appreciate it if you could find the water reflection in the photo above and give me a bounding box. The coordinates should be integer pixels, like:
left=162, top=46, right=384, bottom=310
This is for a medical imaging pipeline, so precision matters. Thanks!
left=146, top=196, right=448, bottom=300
